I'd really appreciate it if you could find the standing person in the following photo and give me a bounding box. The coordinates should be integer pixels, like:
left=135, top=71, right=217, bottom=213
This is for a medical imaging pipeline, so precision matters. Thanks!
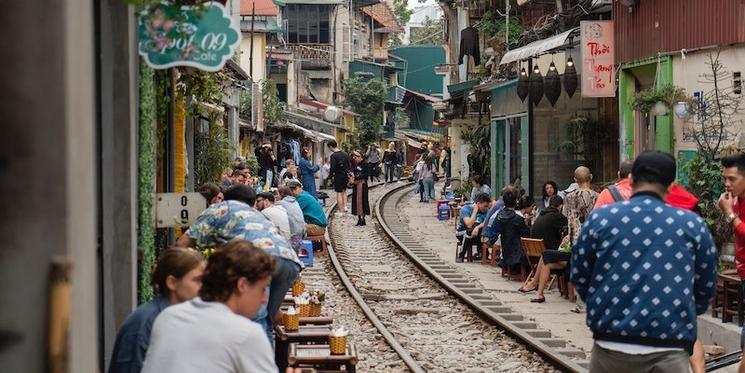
left=109, top=248, right=206, bottom=373
left=328, top=140, right=351, bottom=214
left=350, top=151, right=370, bottom=226
left=276, top=186, right=306, bottom=252
left=366, top=143, right=381, bottom=182
left=416, top=155, right=436, bottom=202
left=255, top=192, right=291, bottom=242
left=298, top=149, right=320, bottom=198
left=141, top=241, right=278, bottom=373
left=413, top=154, right=425, bottom=202
left=718, top=153, right=745, bottom=373
left=395, top=146, right=405, bottom=182
left=319, top=157, right=331, bottom=189
left=383, top=142, right=397, bottom=184
left=256, top=144, right=277, bottom=188
left=562, top=166, right=599, bottom=244
left=470, top=175, right=492, bottom=201
left=593, top=160, right=634, bottom=209
left=540, top=181, right=559, bottom=210
left=443, top=147, right=452, bottom=181
left=175, top=184, right=302, bottom=339
left=572, top=151, right=717, bottom=373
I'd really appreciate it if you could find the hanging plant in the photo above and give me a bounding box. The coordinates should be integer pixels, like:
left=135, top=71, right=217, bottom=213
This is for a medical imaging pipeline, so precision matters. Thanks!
left=631, top=84, right=688, bottom=114
left=563, top=58, right=578, bottom=98
left=529, top=67, right=544, bottom=105
left=544, top=62, right=561, bottom=106
left=194, top=114, right=235, bottom=187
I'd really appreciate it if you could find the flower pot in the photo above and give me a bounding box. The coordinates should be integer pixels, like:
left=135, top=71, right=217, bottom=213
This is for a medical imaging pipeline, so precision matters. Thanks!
left=652, top=101, right=669, bottom=116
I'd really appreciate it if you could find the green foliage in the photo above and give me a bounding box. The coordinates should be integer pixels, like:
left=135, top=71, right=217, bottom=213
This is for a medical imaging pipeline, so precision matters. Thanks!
left=476, top=12, right=523, bottom=49
left=631, top=84, right=687, bottom=114
left=395, top=107, right=410, bottom=129
left=410, top=17, right=444, bottom=45
left=194, top=117, right=235, bottom=187
left=262, top=78, right=286, bottom=126
left=560, top=115, right=611, bottom=161
left=245, top=154, right=260, bottom=176
left=342, top=77, right=387, bottom=149
left=680, top=154, right=730, bottom=250
left=239, top=89, right=251, bottom=120
left=461, top=124, right=490, bottom=181
left=178, top=69, right=227, bottom=110
left=138, top=60, right=157, bottom=304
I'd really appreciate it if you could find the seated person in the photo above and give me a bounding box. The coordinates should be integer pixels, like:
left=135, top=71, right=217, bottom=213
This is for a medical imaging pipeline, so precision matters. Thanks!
left=141, top=241, right=277, bottom=373
left=276, top=186, right=306, bottom=252
left=518, top=195, right=569, bottom=303
left=456, top=192, right=491, bottom=263
left=496, top=191, right=531, bottom=274
left=288, top=180, right=328, bottom=237
left=109, top=248, right=206, bottom=373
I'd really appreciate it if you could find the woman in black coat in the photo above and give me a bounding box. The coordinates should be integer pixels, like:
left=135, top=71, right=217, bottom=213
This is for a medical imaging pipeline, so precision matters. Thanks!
left=350, top=151, right=370, bottom=226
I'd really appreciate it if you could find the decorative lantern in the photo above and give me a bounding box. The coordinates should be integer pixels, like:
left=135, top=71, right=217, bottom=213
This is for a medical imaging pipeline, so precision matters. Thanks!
left=529, top=64, right=544, bottom=105
left=517, top=67, right=529, bottom=102
left=563, top=57, right=578, bottom=98
left=544, top=62, right=561, bottom=106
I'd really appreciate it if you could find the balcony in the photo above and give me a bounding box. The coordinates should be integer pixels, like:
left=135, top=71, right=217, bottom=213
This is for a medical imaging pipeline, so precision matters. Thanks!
left=286, top=44, right=333, bottom=68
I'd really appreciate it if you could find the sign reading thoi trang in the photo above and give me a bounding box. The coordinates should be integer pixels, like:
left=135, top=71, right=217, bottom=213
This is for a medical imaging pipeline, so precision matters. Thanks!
left=580, top=20, right=615, bottom=98
left=138, top=3, right=240, bottom=72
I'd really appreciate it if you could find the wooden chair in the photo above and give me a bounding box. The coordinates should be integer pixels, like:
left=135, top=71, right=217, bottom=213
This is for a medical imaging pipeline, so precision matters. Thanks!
left=454, top=239, right=473, bottom=262
left=306, top=235, right=327, bottom=256
left=520, top=238, right=546, bottom=287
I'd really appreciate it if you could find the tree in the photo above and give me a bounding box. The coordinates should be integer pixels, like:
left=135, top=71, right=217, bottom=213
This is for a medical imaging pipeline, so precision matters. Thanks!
left=342, top=77, right=387, bottom=150
left=262, top=78, right=286, bottom=126
left=409, top=16, right=444, bottom=46
left=684, top=49, right=743, bottom=161
left=390, top=0, right=413, bottom=46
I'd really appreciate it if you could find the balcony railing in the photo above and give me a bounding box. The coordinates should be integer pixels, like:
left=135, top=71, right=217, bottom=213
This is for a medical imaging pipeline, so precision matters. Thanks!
left=286, top=44, right=333, bottom=61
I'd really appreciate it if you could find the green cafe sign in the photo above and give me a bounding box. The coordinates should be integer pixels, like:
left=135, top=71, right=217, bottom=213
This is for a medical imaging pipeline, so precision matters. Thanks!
left=138, top=3, right=241, bottom=72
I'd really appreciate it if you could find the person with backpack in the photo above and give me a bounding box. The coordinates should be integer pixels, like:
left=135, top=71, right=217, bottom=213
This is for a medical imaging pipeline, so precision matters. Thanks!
left=594, top=160, right=634, bottom=209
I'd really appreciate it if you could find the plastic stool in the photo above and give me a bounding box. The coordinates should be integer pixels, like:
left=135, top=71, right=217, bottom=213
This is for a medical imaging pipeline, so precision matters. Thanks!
left=298, top=240, right=314, bottom=267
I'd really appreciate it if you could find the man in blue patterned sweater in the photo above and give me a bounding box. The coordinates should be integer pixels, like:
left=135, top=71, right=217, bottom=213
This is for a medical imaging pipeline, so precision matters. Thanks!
left=571, top=151, right=718, bottom=372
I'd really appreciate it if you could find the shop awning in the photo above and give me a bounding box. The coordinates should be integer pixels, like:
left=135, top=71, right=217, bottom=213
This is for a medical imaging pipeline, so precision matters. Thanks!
left=399, top=128, right=443, bottom=142
left=280, top=121, right=336, bottom=142
left=499, top=27, right=579, bottom=65
left=406, top=138, right=424, bottom=149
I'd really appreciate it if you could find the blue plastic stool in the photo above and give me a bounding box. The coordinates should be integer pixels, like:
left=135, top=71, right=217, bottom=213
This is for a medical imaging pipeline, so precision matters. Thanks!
left=437, top=203, right=451, bottom=221
left=299, top=240, right=314, bottom=267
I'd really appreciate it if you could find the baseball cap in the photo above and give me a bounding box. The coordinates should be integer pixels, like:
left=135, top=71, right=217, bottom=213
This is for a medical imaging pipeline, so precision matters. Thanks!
left=631, top=150, right=676, bottom=187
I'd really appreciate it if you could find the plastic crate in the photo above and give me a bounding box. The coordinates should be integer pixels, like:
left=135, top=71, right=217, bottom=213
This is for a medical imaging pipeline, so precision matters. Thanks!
left=298, top=239, right=314, bottom=267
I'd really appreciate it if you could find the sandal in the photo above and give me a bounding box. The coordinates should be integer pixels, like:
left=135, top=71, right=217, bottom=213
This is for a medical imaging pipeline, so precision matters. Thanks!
left=530, top=296, right=546, bottom=303
left=517, top=286, right=536, bottom=293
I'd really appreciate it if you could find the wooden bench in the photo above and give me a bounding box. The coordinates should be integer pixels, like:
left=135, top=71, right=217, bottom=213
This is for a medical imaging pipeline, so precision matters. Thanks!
left=717, top=272, right=743, bottom=325
left=275, top=324, right=334, bottom=372
left=289, top=343, right=358, bottom=373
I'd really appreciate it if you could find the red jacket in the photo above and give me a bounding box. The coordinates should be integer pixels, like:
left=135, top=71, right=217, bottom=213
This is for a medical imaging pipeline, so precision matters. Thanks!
left=665, top=184, right=699, bottom=211
left=733, top=197, right=745, bottom=278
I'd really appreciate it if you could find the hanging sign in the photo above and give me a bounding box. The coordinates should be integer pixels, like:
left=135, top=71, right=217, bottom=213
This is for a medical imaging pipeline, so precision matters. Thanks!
left=138, top=3, right=241, bottom=72
left=580, top=20, right=615, bottom=97
left=155, top=193, right=207, bottom=228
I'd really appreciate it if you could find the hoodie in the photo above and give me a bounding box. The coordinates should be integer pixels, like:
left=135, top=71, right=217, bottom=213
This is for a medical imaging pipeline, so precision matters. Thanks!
left=497, top=208, right=531, bottom=267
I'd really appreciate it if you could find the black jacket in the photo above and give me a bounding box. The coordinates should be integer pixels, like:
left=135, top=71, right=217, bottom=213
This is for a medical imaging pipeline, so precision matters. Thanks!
left=498, top=208, right=530, bottom=266
left=530, top=207, right=568, bottom=250
left=458, top=27, right=480, bottom=65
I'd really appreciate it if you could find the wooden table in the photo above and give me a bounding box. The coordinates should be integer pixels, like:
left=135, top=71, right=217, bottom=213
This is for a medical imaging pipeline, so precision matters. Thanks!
left=275, top=324, right=334, bottom=372
left=288, top=343, right=358, bottom=373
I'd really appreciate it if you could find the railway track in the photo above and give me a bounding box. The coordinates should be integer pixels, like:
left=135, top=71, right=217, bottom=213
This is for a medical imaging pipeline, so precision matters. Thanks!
left=325, top=182, right=582, bottom=372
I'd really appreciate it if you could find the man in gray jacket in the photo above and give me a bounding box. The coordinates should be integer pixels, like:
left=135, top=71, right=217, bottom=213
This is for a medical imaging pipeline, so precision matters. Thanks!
left=276, top=186, right=306, bottom=251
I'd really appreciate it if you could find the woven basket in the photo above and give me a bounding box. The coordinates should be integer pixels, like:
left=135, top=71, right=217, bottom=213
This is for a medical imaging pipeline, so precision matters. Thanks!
left=284, top=313, right=299, bottom=331
left=291, top=280, right=305, bottom=297
left=329, top=335, right=347, bottom=355
left=297, top=303, right=311, bottom=317
left=309, top=303, right=322, bottom=317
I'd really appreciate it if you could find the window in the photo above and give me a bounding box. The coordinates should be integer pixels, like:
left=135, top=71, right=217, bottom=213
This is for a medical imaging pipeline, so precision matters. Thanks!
left=285, top=4, right=330, bottom=44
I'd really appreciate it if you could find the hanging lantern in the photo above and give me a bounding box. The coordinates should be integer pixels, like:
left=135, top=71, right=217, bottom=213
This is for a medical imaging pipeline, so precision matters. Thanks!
left=529, top=64, right=544, bottom=105
left=516, top=67, right=529, bottom=102
left=563, top=57, right=578, bottom=98
left=544, top=62, right=561, bottom=106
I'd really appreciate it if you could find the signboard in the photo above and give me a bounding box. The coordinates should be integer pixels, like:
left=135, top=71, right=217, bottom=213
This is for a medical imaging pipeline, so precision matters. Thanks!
left=138, top=3, right=241, bottom=72
left=580, top=21, right=615, bottom=97
left=155, top=193, right=207, bottom=228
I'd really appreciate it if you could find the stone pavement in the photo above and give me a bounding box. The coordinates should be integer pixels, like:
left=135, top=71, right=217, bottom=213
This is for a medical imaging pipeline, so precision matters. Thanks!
left=398, top=185, right=595, bottom=354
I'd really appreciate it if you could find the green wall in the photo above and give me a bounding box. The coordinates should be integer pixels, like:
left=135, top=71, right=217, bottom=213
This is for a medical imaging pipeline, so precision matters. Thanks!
left=389, top=45, right=445, bottom=96
left=619, top=56, right=674, bottom=158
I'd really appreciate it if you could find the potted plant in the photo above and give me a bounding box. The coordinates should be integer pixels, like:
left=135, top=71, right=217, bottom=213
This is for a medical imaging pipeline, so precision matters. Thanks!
left=309, top=289, right=326, bottom=317
left=631, top=84, right=689, bottom=115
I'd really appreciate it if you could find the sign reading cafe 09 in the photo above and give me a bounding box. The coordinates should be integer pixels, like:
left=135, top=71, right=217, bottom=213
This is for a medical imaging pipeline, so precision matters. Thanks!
left=138, top=2, right=241, bottom=72
left=580, top=20, right=615, bottom=98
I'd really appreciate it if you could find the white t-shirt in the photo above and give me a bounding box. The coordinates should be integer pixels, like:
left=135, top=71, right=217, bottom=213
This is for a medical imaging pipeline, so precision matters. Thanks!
left=142, top=298, right=277, bottom=373
left=261, top=205, right=291, bottom=241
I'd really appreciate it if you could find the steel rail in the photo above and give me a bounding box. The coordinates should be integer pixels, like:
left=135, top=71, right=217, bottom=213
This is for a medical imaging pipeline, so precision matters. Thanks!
left=323, top=183, right=426, bottom=373
left=374, top=183, right=587, bottom=373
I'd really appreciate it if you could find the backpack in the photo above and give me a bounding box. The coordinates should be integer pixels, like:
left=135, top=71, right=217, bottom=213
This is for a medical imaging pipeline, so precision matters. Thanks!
left=608, top=185, right=624, bottom=202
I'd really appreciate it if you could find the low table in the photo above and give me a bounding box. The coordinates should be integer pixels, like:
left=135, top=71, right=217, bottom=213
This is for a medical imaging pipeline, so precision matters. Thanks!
left=288, top=343, right=358, bottom=373
left=275, top=324, right=334, bottom=371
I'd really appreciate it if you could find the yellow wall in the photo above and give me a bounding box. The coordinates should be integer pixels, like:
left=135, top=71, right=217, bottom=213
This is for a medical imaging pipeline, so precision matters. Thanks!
left=240, top=33, right=267, bottom=82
